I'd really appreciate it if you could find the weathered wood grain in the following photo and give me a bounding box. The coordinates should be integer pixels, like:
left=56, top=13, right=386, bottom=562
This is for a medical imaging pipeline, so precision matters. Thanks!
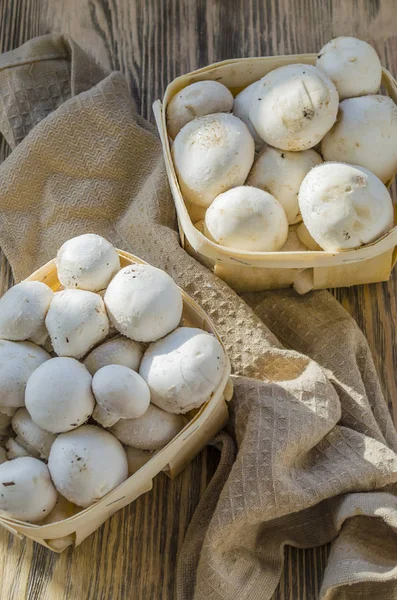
left=0, top=1, right=395, bottom=598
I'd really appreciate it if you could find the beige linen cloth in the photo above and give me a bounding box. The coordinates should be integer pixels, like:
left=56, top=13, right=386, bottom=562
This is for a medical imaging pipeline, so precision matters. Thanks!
left=0, top=35, right=396, bottom=600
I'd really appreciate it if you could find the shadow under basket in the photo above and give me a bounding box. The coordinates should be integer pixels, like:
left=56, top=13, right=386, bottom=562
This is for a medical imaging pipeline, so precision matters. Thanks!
left=0, top=250, right=233, bottom=552
left=153, top=54, right=397, bottom=293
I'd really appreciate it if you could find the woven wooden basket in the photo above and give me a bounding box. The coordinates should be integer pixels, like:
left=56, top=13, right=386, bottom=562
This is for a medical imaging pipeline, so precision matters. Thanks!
left=0, top=250, right=232, bottom=552
left=153, top=54, right=397, bottom=293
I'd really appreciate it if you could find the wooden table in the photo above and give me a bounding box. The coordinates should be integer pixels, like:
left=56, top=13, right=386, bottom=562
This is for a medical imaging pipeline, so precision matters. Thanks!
left=0, top=1, right=396, bottom=598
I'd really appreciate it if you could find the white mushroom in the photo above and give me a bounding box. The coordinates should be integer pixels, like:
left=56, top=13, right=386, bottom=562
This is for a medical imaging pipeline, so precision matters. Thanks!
left=48, top=425, right=128, bottom=508
left=247, top=146, right=323, bottom=223
left=12, top=408, right=56, bottom=459
left=299, top=162, right=394, bottom=251
left=139, top=327, right=227, bottom=413
left=0, top=281, right=53, bottom=344
left=25, top=357, right=95, bottom=434
left=92, top=365, right=150, bottom=427
left=172, top=113, right=255, bottom=207
left=233, top=81, right=264, bottom=150
left=316, top=37, right=382, bottom=100
left=125, top=447, right=155, bottom=475
left=104, top=264, right=183, bottom=342
left=56, top=234, right=120, bottom=292
left=110, top=404, right=185, bottom=450
left=0, top=456, right=57, bottom=522
left=5, top=438, right=33, bottom=459
left=45, top=289, right=109, bottom=359
left=321, top=95, right=397, bottom=183
left=0, top=340, right=50, bottom=412
left=280, top=225, right=309, bottom=251
left=249, top=64, right=339, bottom=151
left=83, top=336, right=142, bottom=375
left=0, top=448, right=7, bottom=465
left=204, top=186, right=288, bottom=252
left=166, top=80, right=234, bottom=138
left=296, top=223, right=322, bottom=251
left=41, top=494, right=78, bottom=551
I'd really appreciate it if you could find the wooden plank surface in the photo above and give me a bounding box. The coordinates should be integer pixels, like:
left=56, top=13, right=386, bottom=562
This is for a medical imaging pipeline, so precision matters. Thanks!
left=0, top=1, right=396, bottom=598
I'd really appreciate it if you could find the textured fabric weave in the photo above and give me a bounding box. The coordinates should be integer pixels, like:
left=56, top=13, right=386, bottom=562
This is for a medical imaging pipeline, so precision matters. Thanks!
left=0, top=35, right=396, bottom=600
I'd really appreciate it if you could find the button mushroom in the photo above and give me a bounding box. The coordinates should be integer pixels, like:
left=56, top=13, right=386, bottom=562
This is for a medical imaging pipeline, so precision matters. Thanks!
left=321, top=95, right=397, bottom=183
left=5, top=437, right=33, bottom=459
left=280, top=225, right=309, bottom=251
left=56, top=234, right=120, bottom=292
left=316, top=37, right=382, bottom=100
left=0, top=340, right=50, bottom=412
left=249, top=64, right=339, bottom=151
left=125, top=447, right=156, bottom=475
left=83, top=336, right=142, bottom=375
left=11, top=408, right=57, bottom=460
left=172, top=113, right=255, bottom=207
left=204, top=186, right=288, bottom=251
left=45, top=289, right=109, bottom=358
left=48, top=425, right=128, bottom=508
left=298, top=162, right=394, bottom=251
left=104, top=264, right=183, bottom=342
left=247, top=145, right=323, bottom=224
left=0, top=281, right=53, bottom=344
left=0, top=457, right=57, bottom=522
left=139, top=327, right=227, bottom=413
left=110, top=404, right=185, bottom=450
left=92, top=365, right=150, bottom=427
left=166, top=80, right=234, bottom=138
left=25, top=357, right=95, bottom=433
left=233, top=81, right=264, bottom=151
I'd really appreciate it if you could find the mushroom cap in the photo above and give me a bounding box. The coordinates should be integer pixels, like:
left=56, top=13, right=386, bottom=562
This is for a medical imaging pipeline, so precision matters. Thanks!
left=104, top=264, right=183, bottom=342
left=0, top=457, right=57, bottom=522
left=298, top=162, right=394, bottom=251
left=233, top=82, right=265, bottom=150
left=25, top=357, right=95, bottom=434
left=0, top=281, right=53, bottom=343
left=280, top=225, right=309, bottom=251
left=139, top=327, right=227, bottom=413
left=5, top=437, right=33, bottom=459
left=316, top=37, right=382, bottom=100
left=125, top=447, right=155, bottom=475
left=0, top=340, right=50, bottom=410
left=48, top=425, right=128, bottom=508
left=45, top=289, right=109, bottom=359
left=249, top=64, right=339, bottom=151
left=296, top=222, right=322, bottom=251
left=56, top=234, right=120, bottom=292
left=12, top=408, right=57, bottom=459
left=110, top=404, right=185, bottom=450
left=167, top=80, right=234, bottom=138
left=92, top=365, right=151, bottom=427
left=247, top=146, right=323, bottom=223
left=83, top=336, right=142, bottom=375
left=321, top=95, right=397, bottom=183
left=172, top=113, right=255, bottom=207
left=204, top=186, right=288, bottom=252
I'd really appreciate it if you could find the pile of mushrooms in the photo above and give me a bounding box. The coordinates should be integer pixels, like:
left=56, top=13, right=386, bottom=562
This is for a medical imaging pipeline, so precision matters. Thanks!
left=168, top=36, right=396, bottom=253
left=0, top=233, right=227, bottom=524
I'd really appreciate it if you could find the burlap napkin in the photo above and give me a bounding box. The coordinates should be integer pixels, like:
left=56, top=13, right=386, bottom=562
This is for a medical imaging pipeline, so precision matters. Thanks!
left=0, top=35, right=396, bottom=600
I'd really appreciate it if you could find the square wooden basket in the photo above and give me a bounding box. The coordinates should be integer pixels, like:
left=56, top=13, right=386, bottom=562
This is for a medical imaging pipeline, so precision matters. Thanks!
left=153, top=54, right=397, bottom=293
left=0, top=250, right=232, bottom=552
